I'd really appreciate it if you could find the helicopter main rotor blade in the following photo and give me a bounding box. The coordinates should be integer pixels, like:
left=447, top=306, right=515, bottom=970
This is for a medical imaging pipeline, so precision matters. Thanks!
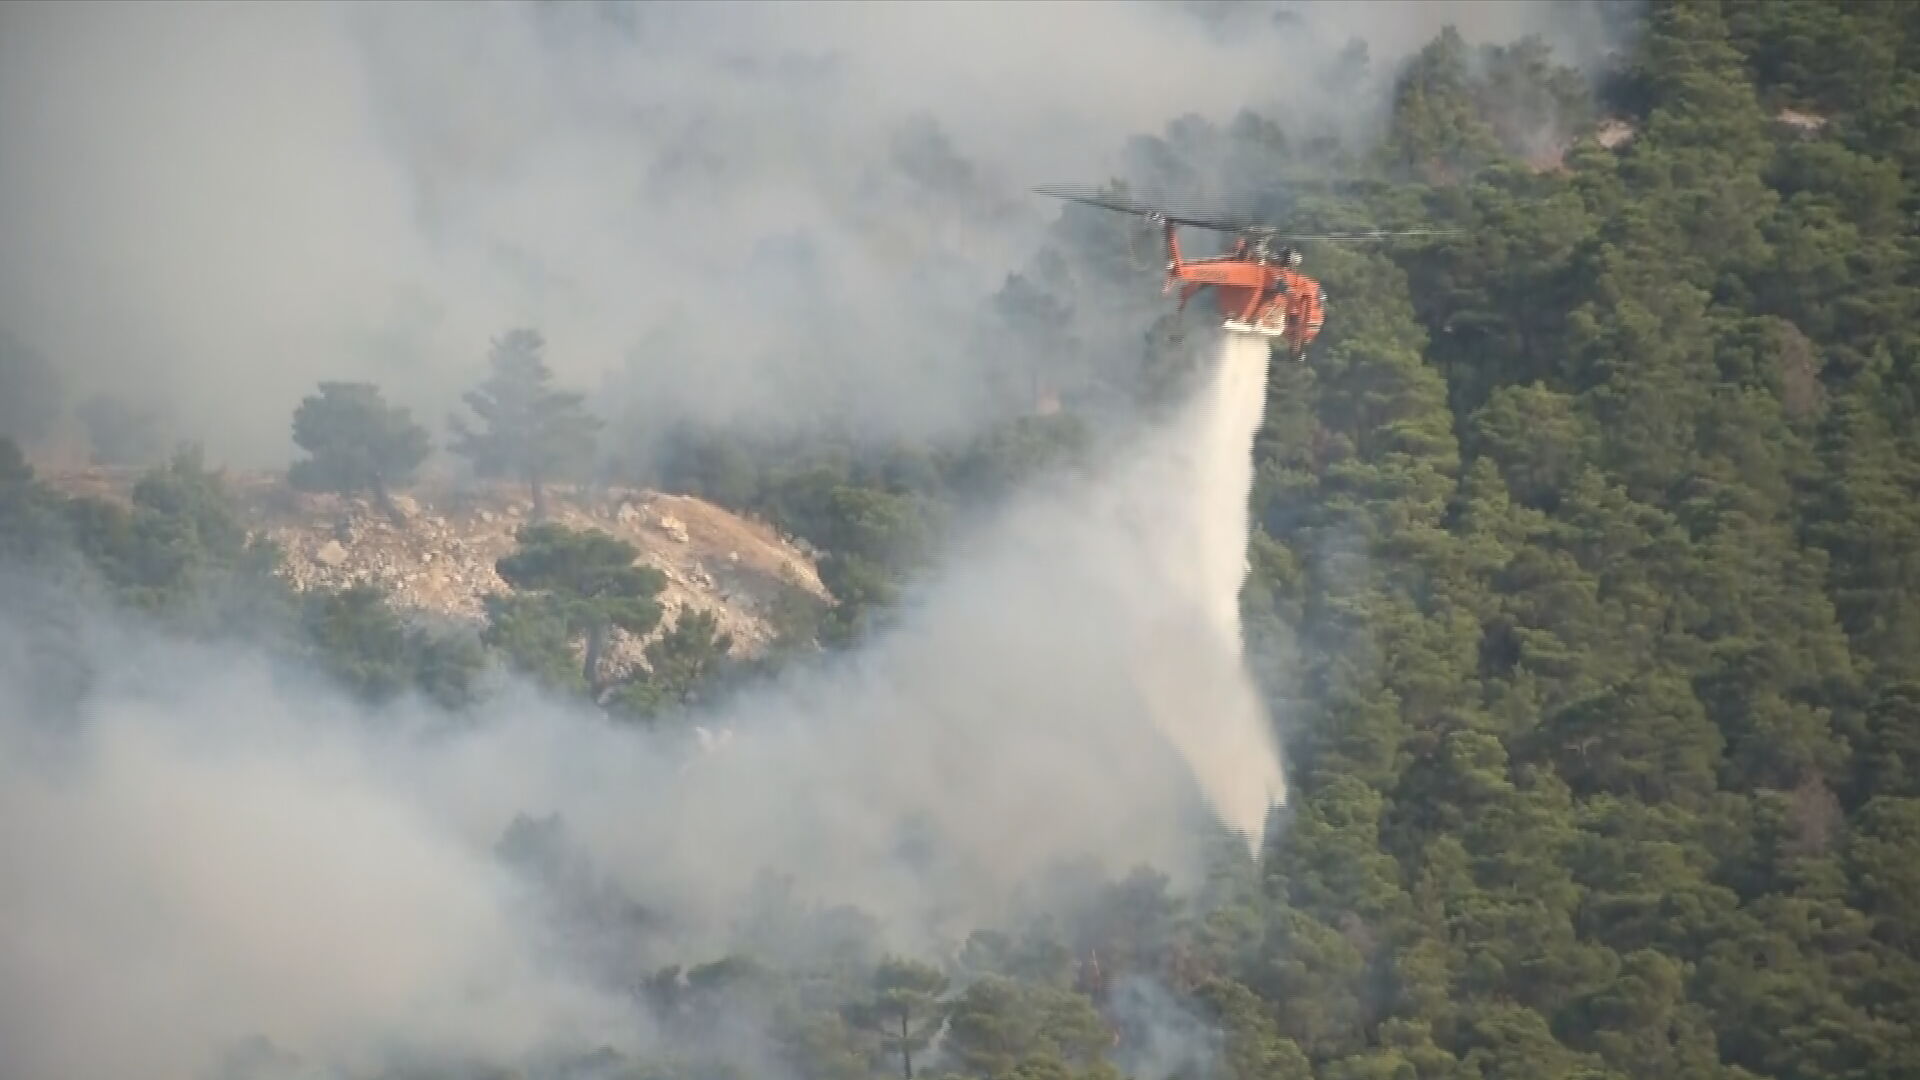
left=1036, top=185, right=1460, bottom=244
left=1268, top=228, right=1462, bottom=242
left=1033, top=185, right=1260, bottom=234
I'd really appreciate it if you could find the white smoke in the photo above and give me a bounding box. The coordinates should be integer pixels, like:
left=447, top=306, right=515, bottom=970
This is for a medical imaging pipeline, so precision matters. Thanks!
left=0, top=0, right=1630, bottom=465
left=0, top=327, right=1282, bottom=1079
left=0, top=656, right=648, bottom=1080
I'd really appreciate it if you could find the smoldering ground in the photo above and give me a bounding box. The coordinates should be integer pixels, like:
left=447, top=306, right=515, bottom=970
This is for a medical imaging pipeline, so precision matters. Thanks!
left=0, top=1, right=1630, bottom=467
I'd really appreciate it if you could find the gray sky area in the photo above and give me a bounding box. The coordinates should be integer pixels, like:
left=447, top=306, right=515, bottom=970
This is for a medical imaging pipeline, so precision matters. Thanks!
left=0, top=0, right=1626, bottom=467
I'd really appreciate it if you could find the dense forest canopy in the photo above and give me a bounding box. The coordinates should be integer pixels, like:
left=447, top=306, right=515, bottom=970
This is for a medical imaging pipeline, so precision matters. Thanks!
left=4, top=1, right=1920, bottom=1078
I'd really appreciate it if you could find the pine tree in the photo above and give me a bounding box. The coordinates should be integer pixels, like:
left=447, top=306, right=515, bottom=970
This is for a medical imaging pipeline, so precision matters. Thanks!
left=493, top=523, right=664, bottom=694
left=288, top=381, right=431, bottom=518
left=448, top=328, right=601, bottom=519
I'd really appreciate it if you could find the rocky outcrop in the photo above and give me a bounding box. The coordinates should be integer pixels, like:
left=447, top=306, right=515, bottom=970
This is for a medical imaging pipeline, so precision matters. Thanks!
left=271, top=483, right=830, bottom=662
left=40, top=469, right=830, bottom=664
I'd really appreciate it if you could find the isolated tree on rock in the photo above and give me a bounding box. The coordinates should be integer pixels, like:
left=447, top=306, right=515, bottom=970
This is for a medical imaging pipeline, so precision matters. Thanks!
left=448, top=328, right=601, bottom=519
left=495, top=523, right=664, bottom=694
left=612, top=606, right=737, bottom=721
left=288, top=381, right=431, bottom=517
left=645, top=607, right=733, bottom=700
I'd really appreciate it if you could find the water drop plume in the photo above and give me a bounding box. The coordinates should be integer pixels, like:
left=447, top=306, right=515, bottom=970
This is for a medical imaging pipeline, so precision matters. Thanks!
left=1124, top=331, right=1286, bottom=850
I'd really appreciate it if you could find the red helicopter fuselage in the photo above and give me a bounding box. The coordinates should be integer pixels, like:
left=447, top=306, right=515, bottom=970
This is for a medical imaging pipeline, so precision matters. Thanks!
left=1159, top=223, right=1325, bottom=358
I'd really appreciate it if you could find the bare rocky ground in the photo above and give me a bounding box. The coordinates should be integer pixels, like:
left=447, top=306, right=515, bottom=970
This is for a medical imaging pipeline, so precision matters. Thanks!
left=42, top=467, right=832, bottom=671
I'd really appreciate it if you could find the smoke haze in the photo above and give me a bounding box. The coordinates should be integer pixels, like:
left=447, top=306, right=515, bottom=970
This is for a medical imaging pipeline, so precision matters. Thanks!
left=5, top=325, right=1281, bottom=1079
left=0, top=0, right=1623, bottom=466
left=0, top=3, right=1637, bottom=1077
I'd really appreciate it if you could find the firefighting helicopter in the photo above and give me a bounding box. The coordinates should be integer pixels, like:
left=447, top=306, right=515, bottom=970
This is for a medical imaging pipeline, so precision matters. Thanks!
left=1035, top=185, right=1454, bottom=361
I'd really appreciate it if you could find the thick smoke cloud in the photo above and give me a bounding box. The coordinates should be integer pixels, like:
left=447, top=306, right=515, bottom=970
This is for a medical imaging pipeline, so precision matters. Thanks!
left=0, top=0, right=1619, bottom=466
left=0, top=331, right=1281, bottom=1080
left=0, top=636, right=645, bottom=1080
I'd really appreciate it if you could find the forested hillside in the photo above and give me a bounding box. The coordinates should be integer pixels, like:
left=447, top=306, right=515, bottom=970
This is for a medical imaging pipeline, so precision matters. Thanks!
left=4, top=1, right=1920, bottom=1078
left=1228, top=3, right=1920, bottom=1077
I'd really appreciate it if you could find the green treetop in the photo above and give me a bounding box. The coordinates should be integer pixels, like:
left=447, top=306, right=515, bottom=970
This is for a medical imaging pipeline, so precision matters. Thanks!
left=493, top=523, right=665, bottom=695
left=844, top=957, right=951, bottom=1080
left=448, top=328, right=601, bottom=519
left=287, top=381, right=431, bottom=517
